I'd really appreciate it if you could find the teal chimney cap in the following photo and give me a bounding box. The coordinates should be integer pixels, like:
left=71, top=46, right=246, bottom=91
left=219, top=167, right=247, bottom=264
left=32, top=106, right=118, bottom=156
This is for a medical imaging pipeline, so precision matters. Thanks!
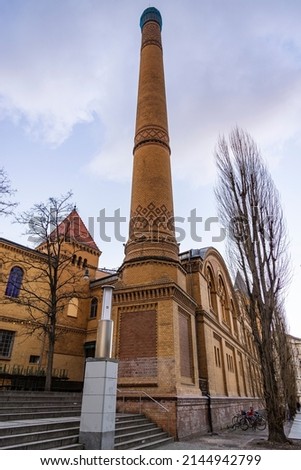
left=140, top=7, right=162, bottom=31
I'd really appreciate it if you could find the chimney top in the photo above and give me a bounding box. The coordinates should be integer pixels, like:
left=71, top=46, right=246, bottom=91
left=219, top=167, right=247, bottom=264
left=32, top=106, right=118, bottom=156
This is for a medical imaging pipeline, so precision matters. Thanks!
left=140, top=7, right=162, bottom=31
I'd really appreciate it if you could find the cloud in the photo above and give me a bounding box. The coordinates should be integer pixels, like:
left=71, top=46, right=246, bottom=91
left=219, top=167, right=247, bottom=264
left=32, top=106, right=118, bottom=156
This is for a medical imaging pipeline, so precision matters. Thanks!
left=0, top=1, right=137, bottom=146
left=1, top=0, right=301, bottom=184
left=160, top=0, right=301, bottom=185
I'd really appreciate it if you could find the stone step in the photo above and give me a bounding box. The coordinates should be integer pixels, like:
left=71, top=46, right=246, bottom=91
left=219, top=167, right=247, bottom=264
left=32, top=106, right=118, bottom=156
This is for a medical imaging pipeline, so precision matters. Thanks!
left=0, top=426, right=80, bottom=447
left=132, top=436, right=175, bottom=450
left=115, top=422, right=157, bottom=437
left=114, top=429, right=172, bottom=450
left=114, top=413, right=173, bottom=450
left=0, top=393, right=174, bottom=450
left=56, top=443, right=84, bottom=450
left=0, top=419, right=80, bottom=437
left=115, top=426, right=168, bottom=444
left=0, top=403, right=81, bottom=411
left=0, top=409, right=81, bottom=421
left=1, top=434, right=81, bottom=450
left=116, top=418, right=151, bottom=429
left=0, top=392, right=82, bottom=402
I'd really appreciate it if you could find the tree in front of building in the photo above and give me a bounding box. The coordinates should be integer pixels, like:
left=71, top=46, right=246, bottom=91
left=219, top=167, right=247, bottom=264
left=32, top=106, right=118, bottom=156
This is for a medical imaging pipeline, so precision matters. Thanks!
left=214, top=127, right=297, bottom=443
left=7, top=191, right=90, bottom=391
left=0, top=167, right=17, bottom=216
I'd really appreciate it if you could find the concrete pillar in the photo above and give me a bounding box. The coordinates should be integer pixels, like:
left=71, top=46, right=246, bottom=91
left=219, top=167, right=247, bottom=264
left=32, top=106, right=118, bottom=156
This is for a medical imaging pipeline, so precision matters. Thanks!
left=79, top=358, right=118, bottom=450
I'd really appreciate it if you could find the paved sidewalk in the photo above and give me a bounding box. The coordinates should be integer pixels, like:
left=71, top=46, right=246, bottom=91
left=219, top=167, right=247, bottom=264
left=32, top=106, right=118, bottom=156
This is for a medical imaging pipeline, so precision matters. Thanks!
left=288, top=412, right=301, bottom=439
left=156, top=411, right=301, bottom=450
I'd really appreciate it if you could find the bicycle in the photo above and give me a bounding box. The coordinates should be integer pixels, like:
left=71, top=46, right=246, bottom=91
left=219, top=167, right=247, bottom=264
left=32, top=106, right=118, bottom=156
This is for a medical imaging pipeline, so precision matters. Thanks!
left=231, top=410, right=247, bottom=429
left=240, top=411, right=267, bottom=431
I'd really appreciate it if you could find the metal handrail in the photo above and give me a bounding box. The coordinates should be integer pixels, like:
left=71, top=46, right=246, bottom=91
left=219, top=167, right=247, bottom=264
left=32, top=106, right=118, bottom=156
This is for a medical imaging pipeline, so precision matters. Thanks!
left=116, top=388, right=170, bottom=433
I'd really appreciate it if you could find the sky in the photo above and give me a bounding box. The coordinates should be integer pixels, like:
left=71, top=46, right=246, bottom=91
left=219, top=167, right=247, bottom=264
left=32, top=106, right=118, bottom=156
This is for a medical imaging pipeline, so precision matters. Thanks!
left=1, top=0, right=301, bottom=336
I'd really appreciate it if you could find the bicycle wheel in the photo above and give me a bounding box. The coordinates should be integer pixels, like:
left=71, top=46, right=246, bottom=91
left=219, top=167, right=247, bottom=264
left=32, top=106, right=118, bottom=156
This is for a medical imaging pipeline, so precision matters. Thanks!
left=232, top=414, right=240, bottom=428
left=239, top=417, right=250, bottom=431
left=256, top=417, right=267, bottom=431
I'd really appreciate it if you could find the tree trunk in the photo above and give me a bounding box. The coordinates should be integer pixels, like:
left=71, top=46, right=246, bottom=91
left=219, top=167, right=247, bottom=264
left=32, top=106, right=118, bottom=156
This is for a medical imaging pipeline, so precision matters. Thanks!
left=45, top=326, right=55, bottom=391
left=261, top=348, right=288, bottom=442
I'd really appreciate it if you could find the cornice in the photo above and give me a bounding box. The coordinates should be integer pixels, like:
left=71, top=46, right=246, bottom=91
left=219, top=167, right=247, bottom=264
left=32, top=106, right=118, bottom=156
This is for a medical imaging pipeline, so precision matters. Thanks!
left=113, top=282, right=197, bottom=313
left=119, top=256, right=187, bottom=276
left=0, top=238, right=46, bottom=261
left=0, top=315, right=86, bottom=335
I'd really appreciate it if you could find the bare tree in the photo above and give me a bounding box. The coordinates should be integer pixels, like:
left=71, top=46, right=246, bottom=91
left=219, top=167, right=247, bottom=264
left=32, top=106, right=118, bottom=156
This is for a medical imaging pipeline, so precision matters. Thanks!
left=7, top=191, right=90, bottom=390
left=272, top=306, right=297, bottom=420
left=0, top=167, right=17, bottom=216
left=214, top=127, right=296, bottom=443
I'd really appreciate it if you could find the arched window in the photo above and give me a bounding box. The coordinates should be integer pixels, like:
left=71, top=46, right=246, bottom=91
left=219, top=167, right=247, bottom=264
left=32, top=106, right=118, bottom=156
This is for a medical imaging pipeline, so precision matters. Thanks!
left=218, top=276, right=229, bottom=324
left=77, top=256, right=82, bottom=267
left=90, top=297, right=98, bottom=318
left=71, top=254, right=77, bottom=265
left=206, top=266, right=217, bottom=314
left=231, top=299, right=239, bottom=336
left=5, top=266, right=24, bottom=298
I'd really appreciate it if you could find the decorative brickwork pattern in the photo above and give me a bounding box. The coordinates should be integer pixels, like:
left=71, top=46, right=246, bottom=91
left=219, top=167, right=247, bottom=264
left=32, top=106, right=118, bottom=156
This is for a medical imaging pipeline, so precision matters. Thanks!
left=129, top=202, right=174, bottom=240
left=141, top=21, right=162, bottom=49
left=134, top=125, right=170, bottom=151
left=118, top=310, right=157, bottom=377
left=178, top=309, right=193, bottom=379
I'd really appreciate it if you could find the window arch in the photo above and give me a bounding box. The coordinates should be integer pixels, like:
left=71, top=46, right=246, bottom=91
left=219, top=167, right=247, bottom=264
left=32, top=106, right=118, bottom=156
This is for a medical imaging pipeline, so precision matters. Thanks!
left=218, top=276, right=229, bottom=325
left=90, top=297, right=98, bottom=319
left=231, top=299, right=239, bottom=336
left=206, top=265, right=217, bottom=314
left=5, top=266, right=24, bottom=298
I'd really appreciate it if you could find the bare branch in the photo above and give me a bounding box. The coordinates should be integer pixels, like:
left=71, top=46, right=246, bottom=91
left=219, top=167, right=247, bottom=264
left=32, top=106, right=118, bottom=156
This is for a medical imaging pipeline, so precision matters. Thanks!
left=0, top=167, right=18, bottom=216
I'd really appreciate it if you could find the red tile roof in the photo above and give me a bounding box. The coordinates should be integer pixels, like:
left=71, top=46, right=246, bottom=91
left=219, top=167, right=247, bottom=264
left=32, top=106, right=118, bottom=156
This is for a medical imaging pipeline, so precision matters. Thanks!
left=50, top=209, right=100, bottom=252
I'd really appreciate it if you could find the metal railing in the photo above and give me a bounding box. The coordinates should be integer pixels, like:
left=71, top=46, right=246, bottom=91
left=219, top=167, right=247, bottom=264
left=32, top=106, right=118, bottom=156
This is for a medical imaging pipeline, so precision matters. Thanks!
left=117, top=389, right=170, bottom=434
left=0, top=363, right=68, bottom=378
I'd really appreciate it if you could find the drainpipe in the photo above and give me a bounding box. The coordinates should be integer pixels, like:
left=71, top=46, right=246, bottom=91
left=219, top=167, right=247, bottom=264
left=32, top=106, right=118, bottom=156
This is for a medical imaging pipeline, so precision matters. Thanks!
left=206, top=393, right=213, bottom=433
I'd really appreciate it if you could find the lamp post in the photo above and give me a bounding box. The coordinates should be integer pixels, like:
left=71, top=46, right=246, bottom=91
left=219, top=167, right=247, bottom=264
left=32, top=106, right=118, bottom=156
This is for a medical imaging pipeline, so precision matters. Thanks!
left=79, top=284, right=118, bottom=450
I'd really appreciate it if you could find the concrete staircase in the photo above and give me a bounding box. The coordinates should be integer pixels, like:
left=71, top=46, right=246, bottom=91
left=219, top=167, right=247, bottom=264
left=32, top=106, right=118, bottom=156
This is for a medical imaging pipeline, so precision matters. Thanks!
left=0, top=418, right=83, bottom=450
left=0, top=391, right=174, bottom=450
left=0, top=391, right=83, bottom=450
left=0, top=390, right=82, bottom=421
left=115, top=413, right=174, bottom=450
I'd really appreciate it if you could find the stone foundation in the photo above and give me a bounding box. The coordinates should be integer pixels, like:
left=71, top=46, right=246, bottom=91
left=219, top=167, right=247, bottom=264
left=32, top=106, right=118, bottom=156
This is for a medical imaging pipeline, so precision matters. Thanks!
left=117, top=394, right=264, bottom=440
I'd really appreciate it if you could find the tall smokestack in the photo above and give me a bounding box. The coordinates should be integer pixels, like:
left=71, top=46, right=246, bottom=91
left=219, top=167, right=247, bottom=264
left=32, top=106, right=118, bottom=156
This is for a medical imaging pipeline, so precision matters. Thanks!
left=124, top=7, right=179, bottom=264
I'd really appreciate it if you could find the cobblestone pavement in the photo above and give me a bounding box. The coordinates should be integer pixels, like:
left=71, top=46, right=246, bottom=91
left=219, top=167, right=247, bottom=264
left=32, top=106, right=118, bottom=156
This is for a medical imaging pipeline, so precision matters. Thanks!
left=157, top=415, right=301, bottom=450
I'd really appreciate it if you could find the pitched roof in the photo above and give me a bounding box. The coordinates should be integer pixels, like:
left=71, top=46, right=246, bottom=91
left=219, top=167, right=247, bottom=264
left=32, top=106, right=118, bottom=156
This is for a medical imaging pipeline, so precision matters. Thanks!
left=234, top=271, right=249, bottom=296
left=49, top=209, right=100, bottom=253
